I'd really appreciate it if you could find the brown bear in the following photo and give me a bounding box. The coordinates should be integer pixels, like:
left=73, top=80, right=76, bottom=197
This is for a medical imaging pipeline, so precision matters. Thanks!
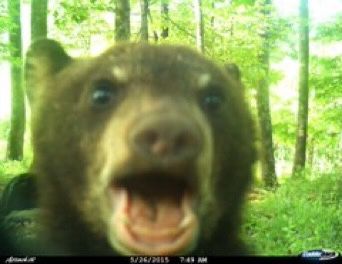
left=24, top=39, right=256, bottom=255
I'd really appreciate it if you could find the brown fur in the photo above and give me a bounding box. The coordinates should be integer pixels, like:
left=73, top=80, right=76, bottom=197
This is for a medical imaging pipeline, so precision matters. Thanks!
left=27, top=39, right=256, bottom=255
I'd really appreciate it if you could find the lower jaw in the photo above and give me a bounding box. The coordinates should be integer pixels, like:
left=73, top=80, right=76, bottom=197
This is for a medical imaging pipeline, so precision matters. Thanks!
left=109, top=226, right=198, bottom=256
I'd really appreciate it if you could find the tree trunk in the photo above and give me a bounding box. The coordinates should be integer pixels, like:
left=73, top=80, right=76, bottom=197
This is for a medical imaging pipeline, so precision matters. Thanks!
left=28, top=0, right=48, bottom=108
left=161, top=0, right=169, bottom=39
left=7, top=0, right=25, bottom=161
left=31, top=0, right=48, bottom=41
left=193, top=0, right=204, bottom=53
left=210, top=1, right=214, bottom=28
left=114, top=0, right=130, bottom=41
left=256, top=0, right=277, bottom=188
left=140, top=0, right=149, bottom=42
left=307, top=137, right=314, bottom=169
left=292, top=0, right=310, bottom=176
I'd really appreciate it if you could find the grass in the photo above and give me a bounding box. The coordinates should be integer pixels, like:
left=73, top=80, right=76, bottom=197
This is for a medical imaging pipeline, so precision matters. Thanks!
left=242, top=172, right=342, bottom=255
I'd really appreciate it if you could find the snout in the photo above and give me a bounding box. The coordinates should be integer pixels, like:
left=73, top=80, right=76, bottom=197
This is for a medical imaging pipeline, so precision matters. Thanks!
left=128, top=113, right=203, bottom=166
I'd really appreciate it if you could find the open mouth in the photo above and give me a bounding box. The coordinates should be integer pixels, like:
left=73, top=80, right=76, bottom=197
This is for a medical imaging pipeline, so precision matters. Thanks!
left=109, top=172, right=199, bottom=255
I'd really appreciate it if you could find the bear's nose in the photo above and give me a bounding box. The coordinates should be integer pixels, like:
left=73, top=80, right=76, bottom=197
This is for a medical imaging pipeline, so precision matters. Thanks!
left=129, top=114, right=202, bottom=165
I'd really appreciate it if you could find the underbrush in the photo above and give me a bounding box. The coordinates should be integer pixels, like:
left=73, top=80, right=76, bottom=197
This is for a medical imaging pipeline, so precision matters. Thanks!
left=243, top=172, right=342, bottom=255
left=0, top=120, right=32, bottom=186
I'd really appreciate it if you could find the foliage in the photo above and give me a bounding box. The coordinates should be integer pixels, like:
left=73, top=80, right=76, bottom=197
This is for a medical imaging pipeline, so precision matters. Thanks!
left=0, top=2, right=9, bottom=59
left=315, top=14, right=342, bottom=41
left=0, top=119, right=9, bottom=139
left=243, top=172, right=342, bottom=255
left=0, top=160, right=30, bottom=186
left=308, top=15, right=342, bottom=172
left=0, top=120, right=31, bottom=182
left=308, top=56, right=342, bottom=171
left=50, top=0, right=114, bottom=53
left=0, top=120, right=33, bottom=172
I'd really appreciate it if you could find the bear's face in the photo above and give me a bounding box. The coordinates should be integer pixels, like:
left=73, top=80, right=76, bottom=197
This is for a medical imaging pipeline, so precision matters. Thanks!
left=27, top=40, right=255, bottom=255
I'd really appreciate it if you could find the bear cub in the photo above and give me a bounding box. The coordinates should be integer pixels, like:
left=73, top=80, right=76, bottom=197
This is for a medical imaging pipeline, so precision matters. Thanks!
left=24, top=39, right=255, bottom=255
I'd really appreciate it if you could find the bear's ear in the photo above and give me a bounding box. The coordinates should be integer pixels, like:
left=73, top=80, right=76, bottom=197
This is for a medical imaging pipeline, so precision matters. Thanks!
left=224, top=63, right=241, bottom=83
left=25, top=39, right=71, bottom=105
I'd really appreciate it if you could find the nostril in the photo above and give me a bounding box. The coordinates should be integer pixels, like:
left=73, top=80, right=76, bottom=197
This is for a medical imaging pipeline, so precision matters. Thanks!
left=174, top=132, right=192, bottom=154
left=136, top=129, right=170, bottom=156
left=130, top=116, right=202, bottom=163
left=151, top=139, right=169, bottom=156
left=142, top=130, right=159, bottom=147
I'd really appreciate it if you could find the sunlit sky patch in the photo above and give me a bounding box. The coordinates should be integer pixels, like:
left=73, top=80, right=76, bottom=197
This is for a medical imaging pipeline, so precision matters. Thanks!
left=274, top=0, right=342, bottom=24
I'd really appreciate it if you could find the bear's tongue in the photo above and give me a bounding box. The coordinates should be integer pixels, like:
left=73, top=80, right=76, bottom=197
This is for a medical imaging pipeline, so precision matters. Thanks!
left=128, top=192, right=183, bottom=229
left=112, top=186, right=196, bottom=250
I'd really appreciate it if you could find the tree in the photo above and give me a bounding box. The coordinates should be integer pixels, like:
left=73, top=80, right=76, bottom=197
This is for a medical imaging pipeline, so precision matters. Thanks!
left=193, top=0, right=204, bottom=53
left=140, top=0, right=149, bottom=41
left=115, top=0, right=130, bottom=41
left=256, top=0, right=277, bottom=187
left=31, top=0, right=48, bottom=41
left=306, top=15, right=341, bottom=173
left=292, top=0, right=310, bottom=176
left=160, top=0, right=169, bottom=39
left=28, top=0, right=48, bottom=109
left=7, top=0, right=25, bottom=161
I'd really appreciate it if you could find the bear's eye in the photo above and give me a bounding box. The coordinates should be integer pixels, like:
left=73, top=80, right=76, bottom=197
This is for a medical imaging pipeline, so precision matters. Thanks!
left=91, top=80, right=116, bottom=107
left=200, top=89, right=224, bottom=112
